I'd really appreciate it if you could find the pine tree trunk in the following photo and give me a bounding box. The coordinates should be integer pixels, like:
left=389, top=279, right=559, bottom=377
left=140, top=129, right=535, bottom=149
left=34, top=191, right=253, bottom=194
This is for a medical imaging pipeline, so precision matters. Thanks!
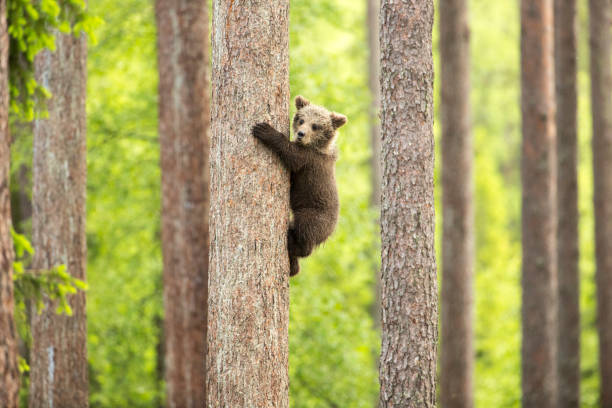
left=0, top=0, right=20, bottom=405
left=439, top=0, right=474, bottom=406
left=378, top=0, right=437, bottom=406
left=520, top=0, right=558, bottom=406
left=589, top=0, right=612, bottom=405
left=29, top=31, right=88, bottom=408
left=155, top=0, right=210, bottom=406
left=206, top=0, right=290, bottom=406
left=555, top=0, right=579, bottom=406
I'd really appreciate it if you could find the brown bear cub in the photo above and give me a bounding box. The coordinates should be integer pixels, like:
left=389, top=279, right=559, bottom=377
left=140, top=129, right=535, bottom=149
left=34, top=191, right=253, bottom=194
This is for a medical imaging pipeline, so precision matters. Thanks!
left=252, top=95, right=347, bottom=276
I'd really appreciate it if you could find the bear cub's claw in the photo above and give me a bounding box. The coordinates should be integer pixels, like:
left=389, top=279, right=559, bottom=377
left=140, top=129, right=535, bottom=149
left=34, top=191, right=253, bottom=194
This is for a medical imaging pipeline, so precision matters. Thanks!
left=252, top=122, right=275, bottom=140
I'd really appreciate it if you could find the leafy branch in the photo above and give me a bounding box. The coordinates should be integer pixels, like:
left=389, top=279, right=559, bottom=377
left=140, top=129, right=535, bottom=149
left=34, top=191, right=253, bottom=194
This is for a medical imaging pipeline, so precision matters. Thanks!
left=12, top=228, right=88, bottom=316
left=7, top=0, right=103, bottom=119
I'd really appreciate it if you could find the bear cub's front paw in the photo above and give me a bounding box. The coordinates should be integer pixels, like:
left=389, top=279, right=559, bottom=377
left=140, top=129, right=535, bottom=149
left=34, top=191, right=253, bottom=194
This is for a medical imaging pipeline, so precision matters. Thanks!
left=252, top=123, right=275, bottom=141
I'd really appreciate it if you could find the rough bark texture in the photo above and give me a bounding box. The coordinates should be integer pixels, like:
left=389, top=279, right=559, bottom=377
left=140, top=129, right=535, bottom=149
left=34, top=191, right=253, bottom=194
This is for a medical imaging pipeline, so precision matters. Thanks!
left=0, top=0, right=20, bottom=405
left=520, top=0, right=558, bottom=406
left=155, top=0, right=210, bottom=406
left=29, top=31, right=88, bottom=408
left=555, top=0, right=580, bottom=406
left=207, top=0, right=290, bottom=406
left=367, top=0, right=381, bottom=208
left=439, top=0, right=474, bottom=406
left=589, top=0, right=612, bottom=406
left=378, top=0, right=437, bottom=407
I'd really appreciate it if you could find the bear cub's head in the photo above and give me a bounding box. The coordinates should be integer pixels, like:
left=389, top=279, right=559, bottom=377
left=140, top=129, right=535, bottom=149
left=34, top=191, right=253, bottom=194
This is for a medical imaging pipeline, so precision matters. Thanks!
left=292, top=95, right=347, bottom=154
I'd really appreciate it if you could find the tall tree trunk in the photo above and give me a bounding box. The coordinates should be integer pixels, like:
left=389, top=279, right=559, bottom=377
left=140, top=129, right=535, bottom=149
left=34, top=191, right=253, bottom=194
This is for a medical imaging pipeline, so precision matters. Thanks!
left=155, top=1, right=210, bottom=406
left=555, top=0, right=579, bottom=406
left=367, top=0, right=381, bottom=208
left=439, top=0, right=474, bottom=406
left=520, top=0, right=557, bottom=406
left=367, top=0, right=382, bottom=333
left=378, top=0, right=437, bottom=407
left=0, top=0, right=20, bottom=405
left=29, top=31, right=88, bottom=408
left=15, top=164, right=32, bottom=230
left=206, top=0, right=290, bottom=406
left=589, top=0, right=612, bottom=405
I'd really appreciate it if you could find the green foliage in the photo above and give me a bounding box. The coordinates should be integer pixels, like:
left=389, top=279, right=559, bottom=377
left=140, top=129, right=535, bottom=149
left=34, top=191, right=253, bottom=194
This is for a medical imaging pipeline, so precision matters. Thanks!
left=85, top=0, right=162, bottom=405
left=12, top=228, right=87, bottom=317
left=289, top=1, right=380, bottom=406
left=7, top=0, right=101, bottom=119
left=11, top=228, right=86, bottom=407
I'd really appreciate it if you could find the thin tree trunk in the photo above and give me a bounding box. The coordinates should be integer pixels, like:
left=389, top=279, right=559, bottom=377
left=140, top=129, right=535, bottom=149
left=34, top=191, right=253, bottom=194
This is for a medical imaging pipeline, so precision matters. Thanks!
left=555, top=0, right=579, bottom=406
left=589, top=0, right=612, bottom=405
left=439, top=0, right=474, bottom=406
left=378, top=0, right=437, bottom=407
left=520, top=0, right=557, bottom=406
left=367, top=0, right=382, bottom=334
left=367, top=0, right=381, bottom=208
left=154, top=315, right=165, bottom=408
left=155, top=0, right=210, bottom=406
left=0, top=0, right=20, bottom=405
left=206, top=0, right=290, bottom=406
left=16, top=164, right=32, bottom=229
left=29, top=31, right=88, bottom=408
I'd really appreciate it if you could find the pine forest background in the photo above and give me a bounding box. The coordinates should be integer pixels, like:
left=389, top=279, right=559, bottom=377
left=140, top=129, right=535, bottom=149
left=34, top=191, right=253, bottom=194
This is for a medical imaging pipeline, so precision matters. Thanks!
left=8, top=0, right=601, bottom=406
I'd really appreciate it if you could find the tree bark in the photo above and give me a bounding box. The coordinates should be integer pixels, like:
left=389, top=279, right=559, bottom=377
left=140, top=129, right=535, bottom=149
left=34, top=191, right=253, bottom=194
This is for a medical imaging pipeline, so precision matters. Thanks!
left=155, top=0, right=210, bottom=406
left=520, top=0, right=557, bottom=406
left=378, top=0, right=437, bottom=407
left=589, top=0, right=612, bottom=406
left=555, top=0, right=579, bottom=406
left=206, top=0, right=290, bottom=406
left=439, top=0, right=474, bottom=406
left=0, top=0, right=20, bottom=405
left=29, top=31, right=88, bottom=408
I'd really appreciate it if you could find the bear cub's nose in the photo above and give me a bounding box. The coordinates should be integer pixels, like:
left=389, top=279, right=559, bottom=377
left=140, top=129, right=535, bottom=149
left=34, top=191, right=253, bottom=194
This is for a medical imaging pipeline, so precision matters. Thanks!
left=297, top=131, right=305, bottom=139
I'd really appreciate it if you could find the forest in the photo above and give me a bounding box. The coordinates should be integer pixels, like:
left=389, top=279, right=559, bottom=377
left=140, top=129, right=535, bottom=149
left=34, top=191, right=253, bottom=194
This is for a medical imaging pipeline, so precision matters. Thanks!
left=0, top=0, right=610, bottom=407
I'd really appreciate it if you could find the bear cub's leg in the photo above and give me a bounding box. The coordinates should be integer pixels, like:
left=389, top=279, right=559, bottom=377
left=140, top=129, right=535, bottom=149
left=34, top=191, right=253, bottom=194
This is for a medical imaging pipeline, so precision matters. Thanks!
left=287, top=212, right=318, bottom=276
left=288, top=228, right=310, bottom=277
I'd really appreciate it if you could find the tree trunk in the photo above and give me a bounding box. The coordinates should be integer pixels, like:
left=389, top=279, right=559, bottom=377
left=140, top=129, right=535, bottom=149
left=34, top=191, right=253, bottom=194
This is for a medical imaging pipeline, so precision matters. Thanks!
left=15, top=164, right=33, bottom=230
left=555, top=0, right=579, bottom=406
left=0, top=0, right=20, bottom=405
left=439, top=0, right=474, bottom=406
left=367, top=0, right=382, bottom=334
left=29, top=31, right=88, bottom=408
left=589, top=0, right=612, bottom=405
left=520, top=0, right=557, bottom=406
left=378, top=1, right=437, bottom=407
left=206, top=0, right=290, bottom=406
left=155, top=1, right=210, bottom=406
left=367, top=0, right=381, bottom=208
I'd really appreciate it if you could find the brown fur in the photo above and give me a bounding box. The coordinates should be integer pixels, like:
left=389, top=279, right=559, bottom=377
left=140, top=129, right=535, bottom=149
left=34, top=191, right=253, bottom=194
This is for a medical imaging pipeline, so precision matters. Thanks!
left=252, top=95, right=347, bottom=276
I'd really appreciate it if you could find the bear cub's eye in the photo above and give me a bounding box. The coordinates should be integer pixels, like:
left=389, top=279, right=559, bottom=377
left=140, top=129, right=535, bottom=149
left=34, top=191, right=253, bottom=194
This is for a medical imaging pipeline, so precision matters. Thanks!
left=312, top=124, right=319, bottom=131
left=299, top=119, right=304, bottom=125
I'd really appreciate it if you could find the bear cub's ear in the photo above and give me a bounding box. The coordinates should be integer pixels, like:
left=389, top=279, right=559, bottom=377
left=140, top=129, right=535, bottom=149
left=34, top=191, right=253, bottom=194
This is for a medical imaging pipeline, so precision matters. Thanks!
left=331, top=112, right=347, bottom=129
left=295, top=95, right=310, bottom=109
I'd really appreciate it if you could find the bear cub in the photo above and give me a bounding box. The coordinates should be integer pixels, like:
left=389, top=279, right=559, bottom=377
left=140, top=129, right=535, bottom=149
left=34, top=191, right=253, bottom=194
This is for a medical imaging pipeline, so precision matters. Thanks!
left=252, top=95, right=347, bottom=276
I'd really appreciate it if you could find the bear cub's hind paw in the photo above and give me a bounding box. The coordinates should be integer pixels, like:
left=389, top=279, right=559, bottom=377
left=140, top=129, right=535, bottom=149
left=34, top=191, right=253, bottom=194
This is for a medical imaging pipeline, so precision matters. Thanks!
left=289, top=256, right=300, bottom=277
